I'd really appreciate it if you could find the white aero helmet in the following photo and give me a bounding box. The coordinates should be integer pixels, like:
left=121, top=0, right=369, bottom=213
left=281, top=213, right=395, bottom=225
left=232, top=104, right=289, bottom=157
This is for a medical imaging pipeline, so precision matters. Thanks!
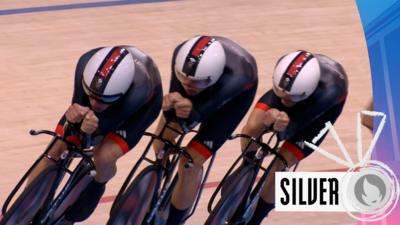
left=174, top=36, right=226, bottom=89
left=272, top=50, right=321, bottom=102
left=82, top=46, right=135, bottom=104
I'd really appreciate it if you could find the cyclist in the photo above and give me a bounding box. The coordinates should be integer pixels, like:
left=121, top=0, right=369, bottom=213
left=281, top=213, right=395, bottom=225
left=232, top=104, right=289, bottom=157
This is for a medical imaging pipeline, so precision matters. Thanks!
left=153, top=35, right=258, bottom=225
left=241, top=50, right=348, bottom=224
left=30, top=46, right=163, bottom=224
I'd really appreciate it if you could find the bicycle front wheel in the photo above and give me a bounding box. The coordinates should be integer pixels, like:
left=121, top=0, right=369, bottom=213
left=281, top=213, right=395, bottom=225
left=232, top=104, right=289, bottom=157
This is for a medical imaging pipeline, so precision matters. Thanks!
left=0, top=165, right=59, bottom=225
left=204, top=165, right=256, bottom=225
left=107, top=166, right=160, bottom=225
left=47, top=163, right=94, bottom=224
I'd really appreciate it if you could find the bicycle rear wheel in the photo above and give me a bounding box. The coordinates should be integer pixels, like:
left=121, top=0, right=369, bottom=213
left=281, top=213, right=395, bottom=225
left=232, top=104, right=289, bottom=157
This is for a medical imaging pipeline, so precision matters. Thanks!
left=107, top=166, right=160, bottom=225
left=0, top=165, right=59, bottom=225
left=204, top=165, right=256, bottom=225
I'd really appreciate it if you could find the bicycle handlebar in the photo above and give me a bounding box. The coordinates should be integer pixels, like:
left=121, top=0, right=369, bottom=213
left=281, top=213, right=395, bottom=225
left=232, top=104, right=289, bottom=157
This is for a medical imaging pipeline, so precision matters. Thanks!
left=143, top=131, right=195, bottom=167
left=30, top=129, right=57, bottom=136
left=29, top=129, right=94, bottom=163
left=229, top=132, right=288, bottom=168
left=30, top=129, right=78, bottom=147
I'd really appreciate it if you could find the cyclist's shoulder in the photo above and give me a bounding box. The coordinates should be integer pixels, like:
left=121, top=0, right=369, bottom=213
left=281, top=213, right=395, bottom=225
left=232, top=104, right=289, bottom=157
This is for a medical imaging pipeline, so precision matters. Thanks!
left=120, top=45, right=152, bottom=61
left=315, top=54, right=348, bottom=79
left=258, top=89, right=278, bottom=102
left=216, top=36, right=256, bottom=66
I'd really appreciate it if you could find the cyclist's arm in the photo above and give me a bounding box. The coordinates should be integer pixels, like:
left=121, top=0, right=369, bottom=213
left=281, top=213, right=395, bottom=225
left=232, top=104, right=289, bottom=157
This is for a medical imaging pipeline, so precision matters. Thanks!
left=152, top=116, right=182, bottom=154
left=241, top=91, right=281, bottom=151
left=241, top=108, right=268, bottom=152
left=54, top=48, right=98, bottom=135
left=281, top=101, right=345, bottom=161
left=284, top=86, right=346, bottom=139
left=97, top=137, right=125, bottom=161
left=172, top=76, right=255, bottom=129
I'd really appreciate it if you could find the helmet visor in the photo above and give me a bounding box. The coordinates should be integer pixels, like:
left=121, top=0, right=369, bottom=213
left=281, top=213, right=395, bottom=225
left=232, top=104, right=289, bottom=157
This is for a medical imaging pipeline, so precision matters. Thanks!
left=273, top=86, right=307, bottom=103
left=175, top=70, right=212, bottom=89
left=82, top=81, right=122, bottom=104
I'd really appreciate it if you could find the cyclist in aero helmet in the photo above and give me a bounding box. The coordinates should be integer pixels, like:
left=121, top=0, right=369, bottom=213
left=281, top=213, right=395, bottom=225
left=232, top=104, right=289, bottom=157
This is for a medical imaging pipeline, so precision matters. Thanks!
left=81, top=46, right=136, bottom=106
left=153, top=35, right=258, bottom=225
left=29, top=46, right=163, bottom=225
left=272, top=51, right=321, bottom=105
left=240, top=50, right=348, bottom=225
left=173, top=35, right=226, bottom=95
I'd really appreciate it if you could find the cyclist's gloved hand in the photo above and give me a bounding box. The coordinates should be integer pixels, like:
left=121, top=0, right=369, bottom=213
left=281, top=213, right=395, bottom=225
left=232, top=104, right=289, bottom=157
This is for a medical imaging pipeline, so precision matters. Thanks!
left=162, top=92, right=196, bottom=133
left=162, top=93, right=176, bottom=111
left=81, top=110, right=99, bottom=135
left=173, top=98, right=192, bottom=119
left=163, top=92, right=192, bottom=119
left=162, top=92, right=184, bottom=111
left=163, top=109, right=191, bottom=134
left=263, top=108, right=279, bottom=128
left=263, top=108, right=290, bottom=132
left=273, top=111, right=289, bottom=132
left=65, top=103, right=90, bottom=123
left=262, top=108, right=290, bottom=141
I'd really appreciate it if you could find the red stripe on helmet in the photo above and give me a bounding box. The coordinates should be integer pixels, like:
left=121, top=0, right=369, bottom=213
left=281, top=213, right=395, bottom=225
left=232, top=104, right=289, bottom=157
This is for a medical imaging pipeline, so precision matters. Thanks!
left=191, top=36, right=212, bottom=57
left=99, top=47, right=125, bottom=78
left=286, top=51, right=312, bottom=77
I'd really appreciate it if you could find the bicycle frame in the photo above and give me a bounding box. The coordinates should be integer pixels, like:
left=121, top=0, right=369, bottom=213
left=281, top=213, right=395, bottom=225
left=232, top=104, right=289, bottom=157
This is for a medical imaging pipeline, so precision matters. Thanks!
left=110, top=120, right=216, bottom=225
left=1, top=130, right=95, bottom=225
left=111, top=122, right=188, bottom=214
left=207, top=132, right=296, bottom=224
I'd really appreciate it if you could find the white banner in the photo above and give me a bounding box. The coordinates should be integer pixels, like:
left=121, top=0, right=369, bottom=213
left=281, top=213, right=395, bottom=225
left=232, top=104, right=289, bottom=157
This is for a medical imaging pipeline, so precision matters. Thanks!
left=275, top=172, right=357, bottom=212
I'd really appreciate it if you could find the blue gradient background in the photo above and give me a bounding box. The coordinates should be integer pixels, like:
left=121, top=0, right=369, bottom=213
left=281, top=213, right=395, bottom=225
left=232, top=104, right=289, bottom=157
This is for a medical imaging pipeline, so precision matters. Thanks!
left=356, top=0, right=400, bottom=224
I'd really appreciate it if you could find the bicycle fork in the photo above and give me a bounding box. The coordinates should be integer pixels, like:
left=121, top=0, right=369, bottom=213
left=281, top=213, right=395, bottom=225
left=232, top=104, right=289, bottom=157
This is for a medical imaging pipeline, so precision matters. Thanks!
left=237, top=156, right=289, bottom=225
left=39, top=154, right=97, bottom=225
left=145, top=163, right=178, bottom=224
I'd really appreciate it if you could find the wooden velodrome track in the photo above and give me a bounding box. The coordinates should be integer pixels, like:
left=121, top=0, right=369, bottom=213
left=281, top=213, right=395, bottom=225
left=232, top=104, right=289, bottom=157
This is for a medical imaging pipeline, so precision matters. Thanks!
left=0, top=0, right=374, bottom=224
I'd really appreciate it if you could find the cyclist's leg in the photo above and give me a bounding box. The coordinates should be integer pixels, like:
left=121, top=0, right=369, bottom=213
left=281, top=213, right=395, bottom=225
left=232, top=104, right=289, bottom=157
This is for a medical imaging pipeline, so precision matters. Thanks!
left=167, top=86, right=257, bottom=225
left=63, top=90, right=162, bottom=223
left=27, top=140, right=66, bottom=184
left=246, top=149, right=299, bottom=225
left=248, top=102, right=345, bottom=225
left=153, top=115, right=183, bottom=155
left=166, top=148, right=205, bottom=225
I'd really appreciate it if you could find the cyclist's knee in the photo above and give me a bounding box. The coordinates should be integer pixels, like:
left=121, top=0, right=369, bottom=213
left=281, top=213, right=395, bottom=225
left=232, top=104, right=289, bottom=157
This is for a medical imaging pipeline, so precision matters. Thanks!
left=94, top=154, right=116, bottom=170
left=93, top=146, right=121, bottom=182
left=178, top=157, right=203, bottom=174
left=94, top=145, right=121, bottom=166
left=178, top=155, right=204, bottom=179
left=184, top=146, right=207, bottom=167
left=279, top=148, right=300, bottom=169
left=268, top=150, right=298, bottom=173
left=46, top=139, right=68, bottom=161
